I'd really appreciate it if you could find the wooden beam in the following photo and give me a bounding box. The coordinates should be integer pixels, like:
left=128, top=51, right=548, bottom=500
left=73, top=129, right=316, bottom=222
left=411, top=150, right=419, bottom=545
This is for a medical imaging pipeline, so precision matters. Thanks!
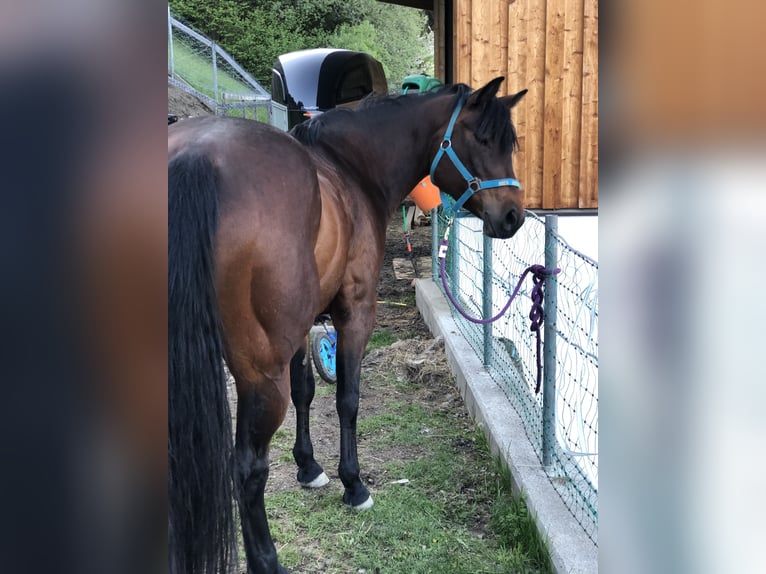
left=471, top=0, right=491, bottom=87
left=559, top=0, right=585, bottom=209
left=579, top=0, right=598, bottom=208
left=542, top=0, right=565, bottom=209
left=525, top=0, right=546, bottom=210
left=489, top=0, right=509, bottom=91
left=434, top=0, right=446, bottom=81
left=508, top=0, right=529, bottom=204
left=455, top=0, right=472, bottom=85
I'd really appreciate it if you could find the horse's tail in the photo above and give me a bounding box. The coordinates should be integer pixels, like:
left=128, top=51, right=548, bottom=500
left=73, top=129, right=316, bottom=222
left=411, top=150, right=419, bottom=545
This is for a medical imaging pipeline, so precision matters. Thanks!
left=168, top=151, right=235, bottom=574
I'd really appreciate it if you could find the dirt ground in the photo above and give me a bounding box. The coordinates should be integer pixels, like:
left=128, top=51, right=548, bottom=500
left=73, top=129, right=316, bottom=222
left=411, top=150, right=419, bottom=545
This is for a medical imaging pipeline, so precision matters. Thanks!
left=373, top=210, right=434, bottom=339
left=168, top=82, right=214, bottom=119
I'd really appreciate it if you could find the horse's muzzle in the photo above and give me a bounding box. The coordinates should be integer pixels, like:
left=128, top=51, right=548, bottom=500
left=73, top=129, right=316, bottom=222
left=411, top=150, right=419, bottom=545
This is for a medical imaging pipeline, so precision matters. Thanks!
left=483, top=205, right=525, bottom=239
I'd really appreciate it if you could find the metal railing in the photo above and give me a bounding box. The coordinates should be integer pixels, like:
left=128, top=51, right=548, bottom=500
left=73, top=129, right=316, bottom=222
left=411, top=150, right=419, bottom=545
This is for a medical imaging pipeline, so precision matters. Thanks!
left=168, top=7, right=271, bottom=120
left=432, top=204, right=599, bottom=543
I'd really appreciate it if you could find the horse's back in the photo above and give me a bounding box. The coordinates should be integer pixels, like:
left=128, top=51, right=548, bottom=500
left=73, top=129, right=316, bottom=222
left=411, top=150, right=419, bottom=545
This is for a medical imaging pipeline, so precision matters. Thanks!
left=169, top=116, right=321, bottom=254
left=169, top=117, right=315, bottom=195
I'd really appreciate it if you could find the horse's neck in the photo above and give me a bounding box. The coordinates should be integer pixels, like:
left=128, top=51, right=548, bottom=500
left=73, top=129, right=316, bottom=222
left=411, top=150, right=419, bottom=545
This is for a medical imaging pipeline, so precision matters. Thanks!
left=321, top=97, right=450, bottom=214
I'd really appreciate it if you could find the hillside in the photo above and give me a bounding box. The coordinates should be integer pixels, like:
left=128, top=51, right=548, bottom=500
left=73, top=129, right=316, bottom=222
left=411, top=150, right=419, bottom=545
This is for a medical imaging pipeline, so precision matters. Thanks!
left=167, top=82, right=213, bottom=119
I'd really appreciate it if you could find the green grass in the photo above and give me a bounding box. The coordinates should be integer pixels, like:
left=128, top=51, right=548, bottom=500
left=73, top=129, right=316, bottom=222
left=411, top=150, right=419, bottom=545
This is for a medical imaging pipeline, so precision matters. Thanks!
left=491, top=489, right=552, bottom=571
left=358, top=402, right=451, bottom=447
left=263, top=369, right=552, bottom=573
left=170, top=39, right=259, bottom=100
left=254, top=106, right=270, bottom=123
left=313, top=382, right=336, bottom=398
left=366, top=330, right=398, bottom=351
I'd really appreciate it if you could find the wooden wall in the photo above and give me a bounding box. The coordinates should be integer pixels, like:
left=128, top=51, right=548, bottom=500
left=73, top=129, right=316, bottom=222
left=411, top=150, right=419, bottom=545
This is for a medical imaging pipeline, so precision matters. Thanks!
left=435, top=0, right=598, bottom=210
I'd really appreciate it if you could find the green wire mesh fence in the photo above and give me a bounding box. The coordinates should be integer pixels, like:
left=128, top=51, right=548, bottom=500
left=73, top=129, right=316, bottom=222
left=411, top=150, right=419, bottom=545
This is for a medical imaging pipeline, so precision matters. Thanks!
left=432, top=204, right=599, bottom=543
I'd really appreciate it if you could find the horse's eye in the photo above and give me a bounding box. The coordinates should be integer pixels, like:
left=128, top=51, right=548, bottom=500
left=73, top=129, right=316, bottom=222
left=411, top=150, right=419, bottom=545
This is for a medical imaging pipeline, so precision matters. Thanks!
left=473, top=133, right=490, bottom=146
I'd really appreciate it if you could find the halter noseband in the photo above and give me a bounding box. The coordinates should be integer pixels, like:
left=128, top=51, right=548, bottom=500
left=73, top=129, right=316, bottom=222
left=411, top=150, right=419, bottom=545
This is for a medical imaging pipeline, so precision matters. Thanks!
left=429, top=94, right=522, bottom=214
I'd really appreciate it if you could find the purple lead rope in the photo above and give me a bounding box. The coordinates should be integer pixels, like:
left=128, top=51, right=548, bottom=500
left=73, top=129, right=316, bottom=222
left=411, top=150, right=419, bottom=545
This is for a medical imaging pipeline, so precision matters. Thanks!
left=527, top=268, right=553, bottom=394
left=438, top=238, right=560, bottom=394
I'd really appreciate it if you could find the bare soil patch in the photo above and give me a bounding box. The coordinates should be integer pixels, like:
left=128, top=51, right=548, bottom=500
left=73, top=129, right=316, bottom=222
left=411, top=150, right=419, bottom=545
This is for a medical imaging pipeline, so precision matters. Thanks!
left=168, top=81, right=213, bottom=119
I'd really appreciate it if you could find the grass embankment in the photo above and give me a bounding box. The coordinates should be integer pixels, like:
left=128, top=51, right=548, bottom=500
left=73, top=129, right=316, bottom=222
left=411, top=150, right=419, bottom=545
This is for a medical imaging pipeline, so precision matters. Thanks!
left=170, top=38, right=269, bottom=122
left=261, top=335, right=552, bottom=573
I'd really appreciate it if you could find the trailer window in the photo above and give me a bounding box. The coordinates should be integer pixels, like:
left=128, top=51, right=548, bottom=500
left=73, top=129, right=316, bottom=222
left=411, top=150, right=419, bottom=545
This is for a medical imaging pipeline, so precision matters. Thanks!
left=336, top=65, right=371, bottom=105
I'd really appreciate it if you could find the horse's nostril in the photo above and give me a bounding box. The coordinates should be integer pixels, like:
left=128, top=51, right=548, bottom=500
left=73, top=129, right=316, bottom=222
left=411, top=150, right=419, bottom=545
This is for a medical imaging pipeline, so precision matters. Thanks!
left=484, top=207, right=522, bottom=238
left=505, top=209, right=517, bottom=229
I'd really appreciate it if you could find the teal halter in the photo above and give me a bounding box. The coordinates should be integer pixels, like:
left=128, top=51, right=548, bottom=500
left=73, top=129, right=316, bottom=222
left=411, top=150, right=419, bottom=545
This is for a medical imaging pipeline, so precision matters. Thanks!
left=429, top=94, right=522, bottom=214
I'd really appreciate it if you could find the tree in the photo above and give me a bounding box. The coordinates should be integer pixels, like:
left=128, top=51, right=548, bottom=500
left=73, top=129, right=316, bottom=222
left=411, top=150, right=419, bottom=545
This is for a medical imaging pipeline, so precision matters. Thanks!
left=365, top=2, right=433, bottom=88
left=169, top=0, right=434, bottom=91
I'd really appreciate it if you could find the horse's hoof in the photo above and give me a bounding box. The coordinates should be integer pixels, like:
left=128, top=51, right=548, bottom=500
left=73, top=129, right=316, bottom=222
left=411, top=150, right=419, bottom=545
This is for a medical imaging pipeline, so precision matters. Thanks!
left=248, top=565, right=289, bottom=574
left=347, top=494, right=374, bottom=510
left=299, top=471, right=329, bottom=489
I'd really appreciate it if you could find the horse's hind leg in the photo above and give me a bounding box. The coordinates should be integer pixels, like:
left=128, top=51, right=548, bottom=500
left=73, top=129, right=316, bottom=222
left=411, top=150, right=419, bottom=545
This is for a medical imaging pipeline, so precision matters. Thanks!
left=234, top=375, right=290, bottom=574
left=290, top=345, right=329, bottom=487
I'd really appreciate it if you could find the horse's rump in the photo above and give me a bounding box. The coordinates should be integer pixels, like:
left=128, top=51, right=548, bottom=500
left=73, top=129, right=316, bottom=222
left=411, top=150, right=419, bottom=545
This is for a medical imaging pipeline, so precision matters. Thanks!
left=207, top=119, right=324, bottom=376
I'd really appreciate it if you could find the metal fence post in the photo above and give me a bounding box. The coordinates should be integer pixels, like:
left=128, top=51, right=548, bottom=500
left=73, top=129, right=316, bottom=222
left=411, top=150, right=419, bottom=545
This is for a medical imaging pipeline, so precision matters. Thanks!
left=431, top=208, right=439, bottom=281
left=211, top=42, right=219, bottom=104
left=449, top=218, right=459, bottom=301
left=542, top=215, right=558, bottom=467
left=168, top=7, right=175, bottom=77
left=482, top=235, right=493, bottom=367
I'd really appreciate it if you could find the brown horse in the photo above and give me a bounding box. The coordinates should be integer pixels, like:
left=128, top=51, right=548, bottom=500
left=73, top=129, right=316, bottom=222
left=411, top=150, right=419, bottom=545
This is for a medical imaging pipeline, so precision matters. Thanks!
left=168, top=77, right=527, bottom=574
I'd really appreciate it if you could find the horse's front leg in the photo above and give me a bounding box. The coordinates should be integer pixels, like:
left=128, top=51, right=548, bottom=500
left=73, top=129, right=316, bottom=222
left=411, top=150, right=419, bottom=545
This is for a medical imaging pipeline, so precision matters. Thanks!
left=290, top=343, right=329, bottom=488
left=331, top=297, right=377, bottom=510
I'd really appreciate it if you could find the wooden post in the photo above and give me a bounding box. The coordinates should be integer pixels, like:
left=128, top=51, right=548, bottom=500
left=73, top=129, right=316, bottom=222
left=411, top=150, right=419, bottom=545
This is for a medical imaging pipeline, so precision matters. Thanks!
left=579, top=0, right=599, bottom=208
left=455, top=0, right=472, bottom=84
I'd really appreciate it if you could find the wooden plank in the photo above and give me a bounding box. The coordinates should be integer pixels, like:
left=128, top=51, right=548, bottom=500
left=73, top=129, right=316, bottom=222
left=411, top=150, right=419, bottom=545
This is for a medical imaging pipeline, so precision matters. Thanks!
left=579, top=0, right=598, bottom=208
left=471, top=0, right=491, bottom=87
left=455, top=0, right=472, bottom=85
left=525, top=0, right=547, bottom=210
left=508, top=0, right=529, bottom=200
left=489, top=0, right=509, bottom=91
left=559, top=0, right=585, bottom=209
left=507, top=0, right=527, bottom=97
left=542, top=0, right=565, bottom=209
left=433, top=0, right=446, bottom=82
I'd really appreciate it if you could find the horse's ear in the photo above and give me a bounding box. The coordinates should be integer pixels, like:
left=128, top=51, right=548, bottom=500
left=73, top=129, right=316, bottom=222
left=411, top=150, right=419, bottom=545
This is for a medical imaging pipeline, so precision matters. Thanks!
left=466, top=77, right=505, bottom=108
left=499, top=89, right=528, bottom=110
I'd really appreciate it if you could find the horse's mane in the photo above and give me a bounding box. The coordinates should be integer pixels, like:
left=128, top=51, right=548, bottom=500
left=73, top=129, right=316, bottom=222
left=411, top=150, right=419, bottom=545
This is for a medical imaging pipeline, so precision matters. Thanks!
left=290, top=83, right=518, bottom=152
left=290, top=107, right=355, bottom=145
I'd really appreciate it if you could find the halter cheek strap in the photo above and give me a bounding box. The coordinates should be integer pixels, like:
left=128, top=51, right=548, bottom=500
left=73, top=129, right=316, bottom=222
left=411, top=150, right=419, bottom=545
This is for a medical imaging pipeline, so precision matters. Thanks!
left=429, top=95, right=522, bottom=214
